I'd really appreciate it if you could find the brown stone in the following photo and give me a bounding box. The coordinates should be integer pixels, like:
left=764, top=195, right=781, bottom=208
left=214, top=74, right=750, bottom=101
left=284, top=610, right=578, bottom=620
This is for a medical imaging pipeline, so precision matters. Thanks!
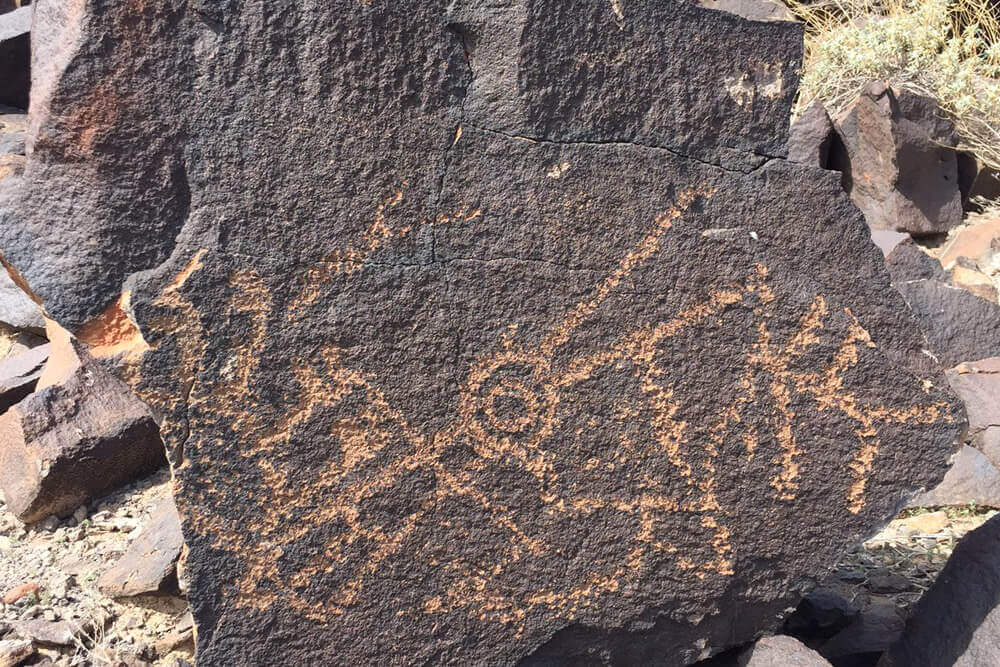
left=11, top=619, right=79, bottom=647
left=893, top=280, right=1000, bottom=367
left=0, top=582, right=37, bottom=604
left=98, top=495, right=183, bottom=598
left=833, top=83, right=964, bottom=234
left=0, top=336, right=165, bottom=523
left=939, top=216, right=1000, bottom=272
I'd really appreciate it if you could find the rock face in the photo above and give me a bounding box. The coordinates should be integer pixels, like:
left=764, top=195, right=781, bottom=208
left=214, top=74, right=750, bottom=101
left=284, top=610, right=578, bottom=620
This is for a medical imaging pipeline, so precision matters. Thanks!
left=0, top=2, right=965, bottom=665
left=833, top=83, right=964, bottom=235
left=0, top=6, right=29, bottom=111
left=882, top=514, right=1000, bottom=667
left=98, top=495, right=183, bottom=597
left=0, top=336, right=164, bottom=523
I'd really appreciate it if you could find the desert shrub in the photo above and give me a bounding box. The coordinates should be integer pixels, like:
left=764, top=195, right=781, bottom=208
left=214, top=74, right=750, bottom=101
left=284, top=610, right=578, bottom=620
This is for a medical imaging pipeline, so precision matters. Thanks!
left=785, top=0, right=1000, bottom=169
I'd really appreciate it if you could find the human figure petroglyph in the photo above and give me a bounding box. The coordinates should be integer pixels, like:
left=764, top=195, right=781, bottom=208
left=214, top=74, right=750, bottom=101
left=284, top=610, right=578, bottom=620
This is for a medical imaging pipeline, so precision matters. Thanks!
left=136, top=186, right=955, bottom=631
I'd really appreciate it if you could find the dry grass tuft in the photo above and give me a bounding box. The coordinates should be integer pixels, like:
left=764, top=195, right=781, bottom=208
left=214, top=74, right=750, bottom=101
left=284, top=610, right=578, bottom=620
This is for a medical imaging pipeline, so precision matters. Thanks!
left=784, top=0, right=1000, bottom=169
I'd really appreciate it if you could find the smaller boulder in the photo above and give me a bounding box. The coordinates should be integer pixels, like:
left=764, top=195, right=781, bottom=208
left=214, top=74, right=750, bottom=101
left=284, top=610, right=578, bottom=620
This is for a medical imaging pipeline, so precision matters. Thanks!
left=788, top=101, right=836, bottom=168
left=833, top=83, right=964, bottom=234
left=939, top=216, right=1000, bottom=274
left=881, top=514, right=1000, bottom=666
left=947, top=357, right=1000, bottom=455
left=0, top=343, right=47, bottom=413
left=738, top=636, right=831, bottom=667
left=98, top=495, right=183, bottom=598
left=784, top=588, right=860, bottom=641
left=0, top=6, right=29, bottom=110
left=11, top=618, right=79, bottom=647
left=893, top=279, right=1000, bottom=367
left=0, top=330, right=165, bottom=523
left=908, top=445, right=1000, bottom=509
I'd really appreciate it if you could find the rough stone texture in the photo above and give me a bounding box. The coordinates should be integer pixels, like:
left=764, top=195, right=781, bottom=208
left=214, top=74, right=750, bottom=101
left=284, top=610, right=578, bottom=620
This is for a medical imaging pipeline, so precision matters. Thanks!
left=884, top=239, right=947, bottom=283
left=0, top=270, right=44, bottom=333
left=0, top=2, right=965, bottom=665
left=98, top=495, right=183, bottom=597
left=738, top=636, right=830, bottom=667
left=0, top=342, right=47, bottom=412
left=882, top=514, right=1000, bottom=667
left=0, top=6, right=29, bottom=111
left=787, top=101, right=835, bottom=168
left=909, top=445, right=1000, bottom=509
left=0, top=335, right=164, bottom=523
left=833, top=83, right=964, bottom=234
left=893, top=279, right=1000, bottom=367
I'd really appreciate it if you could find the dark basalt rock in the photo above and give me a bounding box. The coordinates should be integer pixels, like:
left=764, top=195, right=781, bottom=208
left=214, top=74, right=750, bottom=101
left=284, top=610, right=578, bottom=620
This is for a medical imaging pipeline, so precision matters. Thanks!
left=893, top=279, right=1000, bottom=367
left=833, top=83, right=964, bottom=235
left=0, top=1, right=964, bottom=665
left=788, top=100, right=836, bottom=169
left=882, top=513, right=1000, bottom=667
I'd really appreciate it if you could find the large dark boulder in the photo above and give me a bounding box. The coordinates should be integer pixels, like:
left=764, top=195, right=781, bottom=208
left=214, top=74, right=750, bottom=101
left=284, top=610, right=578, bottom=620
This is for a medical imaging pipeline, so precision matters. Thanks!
left=0, top=1, right=965, bottom=665
left=882, top=513, right=1000, bottom=666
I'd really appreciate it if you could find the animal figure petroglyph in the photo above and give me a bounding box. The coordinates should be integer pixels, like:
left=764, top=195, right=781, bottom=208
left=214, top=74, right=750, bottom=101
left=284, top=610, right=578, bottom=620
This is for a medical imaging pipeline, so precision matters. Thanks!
left=138, top=186, right=952, bottom=631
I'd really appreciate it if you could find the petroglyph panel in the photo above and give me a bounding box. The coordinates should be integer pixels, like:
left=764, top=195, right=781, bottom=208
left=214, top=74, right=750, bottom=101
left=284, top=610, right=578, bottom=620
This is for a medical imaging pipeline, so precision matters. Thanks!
left=120, top=128, right=963, bottom=665
left=0, top=1, right=964, bottom=665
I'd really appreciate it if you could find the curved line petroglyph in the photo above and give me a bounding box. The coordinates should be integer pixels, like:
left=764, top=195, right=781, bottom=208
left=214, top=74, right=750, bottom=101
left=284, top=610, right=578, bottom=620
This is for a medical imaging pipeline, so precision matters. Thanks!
left=137, top=186, right=953, bottom=632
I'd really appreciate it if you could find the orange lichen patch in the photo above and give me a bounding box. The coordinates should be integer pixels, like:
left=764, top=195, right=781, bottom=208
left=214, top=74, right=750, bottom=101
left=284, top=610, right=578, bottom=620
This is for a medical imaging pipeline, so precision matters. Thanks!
left=76, top=291, right=150, bottom=360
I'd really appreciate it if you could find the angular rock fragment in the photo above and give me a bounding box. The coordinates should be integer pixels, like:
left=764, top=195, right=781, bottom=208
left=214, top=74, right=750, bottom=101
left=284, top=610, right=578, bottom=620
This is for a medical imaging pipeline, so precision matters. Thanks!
left=0, top=342, right=47, bottom=412
left=98, top=495, right=183, bottom=598
left=0, top=270, right=43, bottom=333
left=833, top=83, right=964, bottom=234
left=884, top=239, right=947, bottom=283
left=0, top=6, right=29, bottom=111
left=894, top=280, right=1000, bottom=367
left=11, top=618, right=79, bottom=647
left=0, top=639, right=33, bottom=667
left=939, top=216, right=1000, bottom=274
left=787, top=101, right=835, bottom=168
left=909, top=444, right=1000, bottom=509
left=0, top=333, right=164, bottom=523
left=738, top=635, right=830, bottom=667
left=882, top=513, right=1000, bottom=666
left=0, top=1, right=965, bottom=665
